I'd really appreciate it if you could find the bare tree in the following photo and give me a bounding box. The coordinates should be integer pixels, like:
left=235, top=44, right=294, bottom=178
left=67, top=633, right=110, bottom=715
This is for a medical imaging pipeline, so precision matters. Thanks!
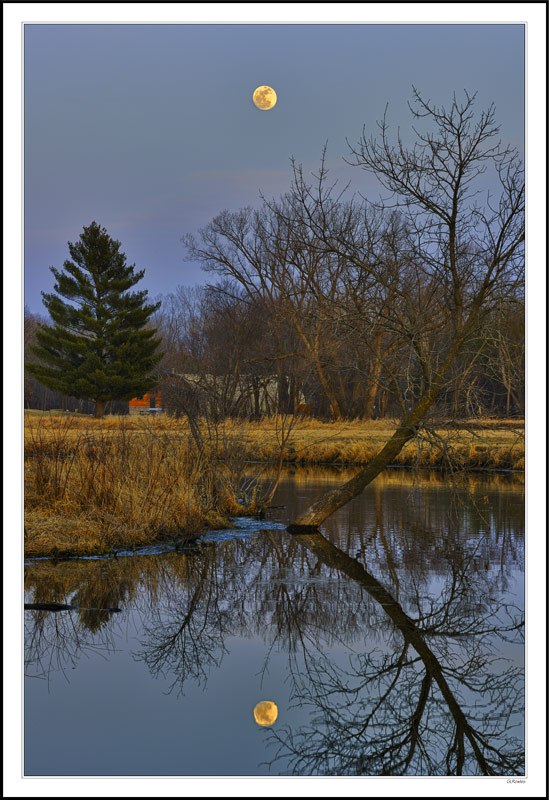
left=285, top=90, right=523, bottom=528
left=183, top=197, right=366, bottom=420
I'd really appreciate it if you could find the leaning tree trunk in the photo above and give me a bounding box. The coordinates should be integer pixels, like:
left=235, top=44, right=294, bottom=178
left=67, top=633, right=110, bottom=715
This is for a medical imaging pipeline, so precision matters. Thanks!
left=287, top=414, right=419, bottom=531
left=291, top=530, right=495, bottom=775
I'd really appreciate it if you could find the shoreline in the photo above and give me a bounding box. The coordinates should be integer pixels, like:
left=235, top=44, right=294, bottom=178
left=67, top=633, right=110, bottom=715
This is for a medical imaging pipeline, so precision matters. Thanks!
left=24, top=414, right=525, bottom=560
left=24, top=463, right=524, bottom=561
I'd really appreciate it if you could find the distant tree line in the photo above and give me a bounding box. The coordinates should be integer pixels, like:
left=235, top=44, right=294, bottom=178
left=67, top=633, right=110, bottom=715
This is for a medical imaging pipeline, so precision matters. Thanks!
left=151, top=286, right=524, bottom=421
left=25, top=279, right=523, bottom=420
left=25, top=91, right=524, bottom=422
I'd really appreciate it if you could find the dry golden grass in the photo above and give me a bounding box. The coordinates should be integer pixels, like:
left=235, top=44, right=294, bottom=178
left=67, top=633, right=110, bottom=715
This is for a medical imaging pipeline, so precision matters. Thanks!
left=24, top=415, right=252, bottom=558
left=25, top=411, right=525, bottom=467
left=236, top=415, right=525, bottom=470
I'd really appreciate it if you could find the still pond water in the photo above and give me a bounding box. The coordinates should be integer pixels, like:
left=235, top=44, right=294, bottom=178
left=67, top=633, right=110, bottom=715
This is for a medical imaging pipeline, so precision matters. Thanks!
left=24, top=467, right=524, bottom=777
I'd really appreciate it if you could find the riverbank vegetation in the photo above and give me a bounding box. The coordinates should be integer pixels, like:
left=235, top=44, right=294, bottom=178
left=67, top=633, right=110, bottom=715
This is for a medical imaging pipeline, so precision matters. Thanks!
left=24, top=412, right=524, bottom=558
left=24, top=413, right=263, bottom=559
left=240, top=415, right=524, bottom=471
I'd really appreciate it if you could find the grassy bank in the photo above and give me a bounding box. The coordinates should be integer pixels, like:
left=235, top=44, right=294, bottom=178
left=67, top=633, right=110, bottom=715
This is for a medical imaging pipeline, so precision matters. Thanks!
left=24, top=413, right=524, bottom=558
left=24, top=415, right=260, bottom=559
left=240, top=416, right=525, bottom=471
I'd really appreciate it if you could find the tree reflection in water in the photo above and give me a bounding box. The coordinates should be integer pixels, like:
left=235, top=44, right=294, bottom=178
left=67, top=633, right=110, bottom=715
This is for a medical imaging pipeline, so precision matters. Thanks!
left=24, top=607, right=118, bottom=687
left=134, top=545, right=235, bottom=691
left=264, top=531, right=524, bottom=776
left=24, top=482, right=524, bottom=776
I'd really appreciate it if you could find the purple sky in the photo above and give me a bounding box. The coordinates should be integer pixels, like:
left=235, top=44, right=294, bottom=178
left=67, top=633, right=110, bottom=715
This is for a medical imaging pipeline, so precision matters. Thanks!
left=24, top=23, right=524, bottom=313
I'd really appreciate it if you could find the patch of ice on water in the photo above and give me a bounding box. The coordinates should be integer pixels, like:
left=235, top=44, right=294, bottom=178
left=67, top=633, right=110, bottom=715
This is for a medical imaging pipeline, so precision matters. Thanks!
left=196, top=518, right=286, bottom=545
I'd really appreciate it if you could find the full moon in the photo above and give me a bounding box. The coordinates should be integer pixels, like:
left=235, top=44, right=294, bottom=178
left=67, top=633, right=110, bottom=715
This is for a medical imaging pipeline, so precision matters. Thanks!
left=253, top=700, right=278, bottom=726
left=253, top=86, right=277, bottom=110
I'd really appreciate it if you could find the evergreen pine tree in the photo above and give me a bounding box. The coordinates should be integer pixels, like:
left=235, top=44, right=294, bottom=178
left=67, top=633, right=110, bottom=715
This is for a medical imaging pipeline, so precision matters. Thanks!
left=26, top=221, right=163, bottom=417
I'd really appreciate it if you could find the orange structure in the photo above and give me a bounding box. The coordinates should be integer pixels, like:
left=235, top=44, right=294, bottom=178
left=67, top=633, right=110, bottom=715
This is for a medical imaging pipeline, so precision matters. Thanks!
left=129, top=391, right=163, bottom=414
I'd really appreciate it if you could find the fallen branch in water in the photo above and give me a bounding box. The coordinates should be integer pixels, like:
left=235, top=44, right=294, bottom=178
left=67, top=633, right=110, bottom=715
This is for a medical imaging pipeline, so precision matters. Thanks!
left=24, top=602, right=121, bottom=613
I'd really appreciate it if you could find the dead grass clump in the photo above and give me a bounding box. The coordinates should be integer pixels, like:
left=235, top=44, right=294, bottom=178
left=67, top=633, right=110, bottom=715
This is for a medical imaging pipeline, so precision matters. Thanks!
left=24, top=416, right=249, bottom=557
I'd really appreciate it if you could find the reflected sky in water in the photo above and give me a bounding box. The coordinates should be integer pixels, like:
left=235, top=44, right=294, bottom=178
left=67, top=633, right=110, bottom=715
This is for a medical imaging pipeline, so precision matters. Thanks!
left=24, top=468, right=524, bottom=776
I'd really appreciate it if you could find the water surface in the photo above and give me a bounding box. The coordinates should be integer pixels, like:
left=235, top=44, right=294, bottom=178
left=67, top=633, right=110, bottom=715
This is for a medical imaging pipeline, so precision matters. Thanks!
left=24, top=468, right=524, bottom=776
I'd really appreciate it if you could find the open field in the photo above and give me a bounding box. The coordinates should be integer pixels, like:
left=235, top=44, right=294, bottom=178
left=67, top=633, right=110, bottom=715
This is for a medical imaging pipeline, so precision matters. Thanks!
left=25, top=412, right=525, bottom=468
left=24, top=413, right=524, bottom=558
